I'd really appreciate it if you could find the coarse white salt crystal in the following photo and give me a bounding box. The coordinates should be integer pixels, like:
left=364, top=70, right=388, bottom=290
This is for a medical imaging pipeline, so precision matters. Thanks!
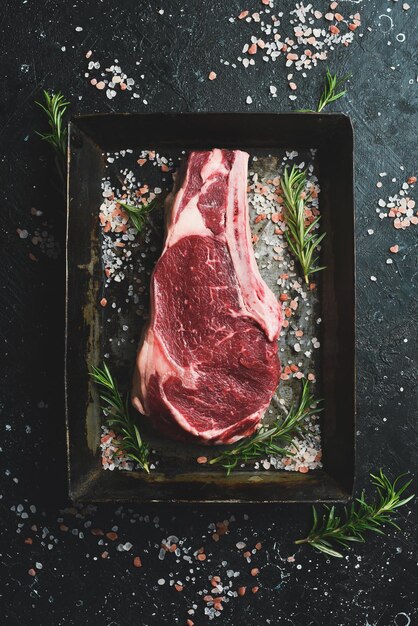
left=370, top=276, right=377, bottom=282
left=75, top=26, right=83, bottom=32
left=367, top=229, right=374, bottom=235
left=158, top=578, right=165, bottom=585
left=19, top=229, right=29, bottom=239
left=270, top=85, right=277, bottom=94
left=158, top=8, right=164, bottom=14
left=86, top=50, right=93, bottom=58
left=378, top=199, right=386, bottom=207
left=236, top=541, right=246, bottom=549
left=386, top=259, right=393, bottom=264
left=377, top=182, right=382, bottom=188
left=294, top=343, right=301, bottom=352
left=403, top=3, right=410, bottom=9
left=246, top=96, right=253, bottom=104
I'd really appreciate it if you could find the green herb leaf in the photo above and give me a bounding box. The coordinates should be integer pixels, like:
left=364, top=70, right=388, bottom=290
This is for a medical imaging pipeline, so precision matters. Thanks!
left=90, top=363, right=150, bottom=473
left=281, top=165, right=326, bottom=284
left=209, top=381, right=322, bottom=474
left=117, top=197, right=159, bottom=233
left=296, top=68, right=351, bottom=113
left=294, top=470, right=414, bottom=557
left=317, top=68, right=351, bottom=113
left=35, top=90, right=69, bottom=185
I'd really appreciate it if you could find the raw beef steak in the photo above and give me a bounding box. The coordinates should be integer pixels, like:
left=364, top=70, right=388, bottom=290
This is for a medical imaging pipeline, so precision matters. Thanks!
left=132, top=149, right=283, bottom=444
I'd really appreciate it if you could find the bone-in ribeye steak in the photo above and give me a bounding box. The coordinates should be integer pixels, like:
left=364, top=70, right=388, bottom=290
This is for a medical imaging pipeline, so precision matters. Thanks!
left=132, top=149, right=283, bottom=444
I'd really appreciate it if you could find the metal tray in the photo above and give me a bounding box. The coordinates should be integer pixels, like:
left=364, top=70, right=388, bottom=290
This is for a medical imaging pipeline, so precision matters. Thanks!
left=66, top=113, right=355, bottom=503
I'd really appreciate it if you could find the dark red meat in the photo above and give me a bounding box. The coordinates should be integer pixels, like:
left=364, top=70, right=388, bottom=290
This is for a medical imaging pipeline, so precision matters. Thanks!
left=132, top=149, right=283, bottom=444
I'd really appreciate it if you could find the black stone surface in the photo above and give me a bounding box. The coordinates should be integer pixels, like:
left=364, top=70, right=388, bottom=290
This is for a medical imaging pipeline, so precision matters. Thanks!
left=0, top=1, right=417, bottom=624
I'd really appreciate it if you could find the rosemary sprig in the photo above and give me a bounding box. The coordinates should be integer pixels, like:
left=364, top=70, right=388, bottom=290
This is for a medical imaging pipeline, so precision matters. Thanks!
left=295, top=470, right=414, bottom=558
left=117, top=197, right=158, bottom=233
left=209, top=381, right=321, bottom=475
left=298, top=68, right=351, bottom=113
left=281, top=164, right=326, bottom=284
left=35, top=90, right=69, bottom=184
left=90, top=363, right=150, bottom=473
left=317, top=68, right=351, bottom=113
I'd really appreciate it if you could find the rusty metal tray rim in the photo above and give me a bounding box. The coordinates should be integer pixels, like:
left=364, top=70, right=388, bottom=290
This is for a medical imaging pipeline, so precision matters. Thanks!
left=65, top=112, right=356, bottom=504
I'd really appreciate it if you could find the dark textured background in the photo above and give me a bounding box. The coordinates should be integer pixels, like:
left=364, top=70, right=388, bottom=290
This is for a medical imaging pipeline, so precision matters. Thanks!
left=0, top=1, right=417, bottom=624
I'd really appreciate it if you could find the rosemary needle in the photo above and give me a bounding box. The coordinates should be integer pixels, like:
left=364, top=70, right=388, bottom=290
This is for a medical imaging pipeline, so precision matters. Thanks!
left=35, top=90, right=69, bottom=185
left=298, top=68, right=351, bottom=113
left=209, top=381, right=322, bottom=475
left=90, top=363, right=150, bottom=473
left=281, top=165, right=326, bottom=284
left=294, top=470, right=414, bottom=558
left=317, top=68, right=351, bottom=113
left=117, top=197, right=158, bottom=233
